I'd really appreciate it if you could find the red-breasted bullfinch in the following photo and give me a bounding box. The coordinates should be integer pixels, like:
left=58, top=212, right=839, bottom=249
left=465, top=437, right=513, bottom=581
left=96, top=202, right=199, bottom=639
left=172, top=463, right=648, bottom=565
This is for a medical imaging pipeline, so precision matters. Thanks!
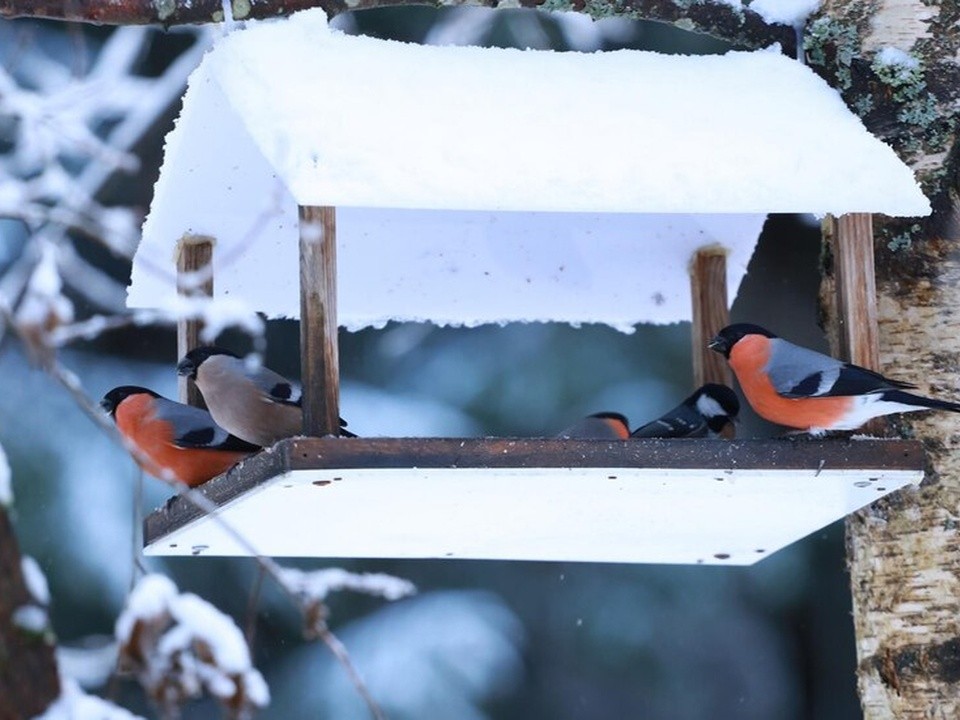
left=708, top=323, right=960, bottom=434
left=557, top=412, right=631, bottom=440
left=559, top=384, right=740, bottom=439
left=629, top=383, right=740, bottom=439
left=176, top=347, right=353, bottom=447
left=101, top=386, right=260, bottom=487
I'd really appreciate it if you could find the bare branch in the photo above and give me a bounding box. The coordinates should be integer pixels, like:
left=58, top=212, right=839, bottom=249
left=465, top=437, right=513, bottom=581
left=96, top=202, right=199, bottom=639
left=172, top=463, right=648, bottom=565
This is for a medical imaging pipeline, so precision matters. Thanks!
left=0, top=0, right=797, bottom=53
left=0, top=301, right=386, bottom=720
left=243, top=565, right=266, bottom=651
left=317, top=628, right=388, bottom=720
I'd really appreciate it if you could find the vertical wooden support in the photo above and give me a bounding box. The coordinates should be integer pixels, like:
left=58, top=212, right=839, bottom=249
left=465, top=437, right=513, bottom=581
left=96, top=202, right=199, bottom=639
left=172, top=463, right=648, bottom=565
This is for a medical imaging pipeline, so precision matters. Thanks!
left=299, top=206, right=340, bottom=437
left=828, top=214, right=881, bottom=370
left=827, top=213, right=883, bottom=436
left=690, top=245, right=733, bottom=388
left=176, top=235, right=214, bottom=408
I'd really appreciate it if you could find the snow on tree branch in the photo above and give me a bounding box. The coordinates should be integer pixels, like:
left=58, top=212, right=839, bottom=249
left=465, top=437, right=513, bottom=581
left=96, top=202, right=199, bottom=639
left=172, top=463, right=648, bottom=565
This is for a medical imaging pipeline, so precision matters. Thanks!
left=0, top=0, right=798, bottom=53
left=0, top=50, right=140, bottom=254
left=280, top=567, right=416, bottom=637
left=116, top=574, right=269, bottom=719
left=0, top=23, right=210, bottom=313
left=14, top=556, right=52, bottom=638
left=34, top=677, right=146, bottom=720
left=0, top=441, right=11, bottom=507
left=12, top=556, right=50, bottom=637
left=280, top=568, right=417, bottom=603
left=12, top=240, right=74, bottom=365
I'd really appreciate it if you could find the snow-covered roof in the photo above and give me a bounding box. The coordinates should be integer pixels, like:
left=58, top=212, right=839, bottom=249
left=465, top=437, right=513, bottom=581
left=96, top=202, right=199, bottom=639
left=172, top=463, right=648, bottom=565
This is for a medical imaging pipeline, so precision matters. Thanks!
left=131, top=9, right=930, bottom=328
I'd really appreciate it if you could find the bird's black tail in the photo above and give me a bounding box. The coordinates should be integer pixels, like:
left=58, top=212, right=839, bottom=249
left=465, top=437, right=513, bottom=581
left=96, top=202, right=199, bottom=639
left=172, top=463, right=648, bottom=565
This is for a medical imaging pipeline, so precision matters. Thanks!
left=882, top=390, right=960, bottom=413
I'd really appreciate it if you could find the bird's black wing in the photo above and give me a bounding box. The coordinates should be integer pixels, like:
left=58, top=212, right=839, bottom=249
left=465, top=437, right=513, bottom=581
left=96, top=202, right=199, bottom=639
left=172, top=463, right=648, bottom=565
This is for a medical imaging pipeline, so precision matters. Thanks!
left=630, top=405, right=707, bottom=439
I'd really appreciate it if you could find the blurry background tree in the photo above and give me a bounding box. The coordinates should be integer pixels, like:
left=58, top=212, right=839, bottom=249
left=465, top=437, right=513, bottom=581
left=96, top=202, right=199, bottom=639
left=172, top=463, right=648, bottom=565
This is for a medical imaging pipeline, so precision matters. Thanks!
left=1, top=1, right=955, bottom=719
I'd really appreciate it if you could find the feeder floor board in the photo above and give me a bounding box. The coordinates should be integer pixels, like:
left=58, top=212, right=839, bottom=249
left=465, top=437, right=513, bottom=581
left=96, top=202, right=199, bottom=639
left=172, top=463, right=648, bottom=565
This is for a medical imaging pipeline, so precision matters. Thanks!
left=143, top=437, right=923, bottom=566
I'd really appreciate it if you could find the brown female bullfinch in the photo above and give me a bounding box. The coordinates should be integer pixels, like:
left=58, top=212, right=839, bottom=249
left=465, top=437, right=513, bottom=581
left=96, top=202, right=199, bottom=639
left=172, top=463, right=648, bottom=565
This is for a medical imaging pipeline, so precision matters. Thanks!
left=709, top=323, right=960, bottom=434
left=101, top=386, right=260, bottom=487
left=176, top=347, right=353, bottom=447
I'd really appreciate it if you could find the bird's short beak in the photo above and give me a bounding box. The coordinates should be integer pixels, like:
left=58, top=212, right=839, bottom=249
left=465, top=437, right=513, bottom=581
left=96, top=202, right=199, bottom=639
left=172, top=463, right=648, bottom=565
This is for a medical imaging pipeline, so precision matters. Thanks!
left=176, top=359, right=194, bottom=377
left=707, top=336, right=725, bottom=353
left=99, top=398, right=111, bottom=413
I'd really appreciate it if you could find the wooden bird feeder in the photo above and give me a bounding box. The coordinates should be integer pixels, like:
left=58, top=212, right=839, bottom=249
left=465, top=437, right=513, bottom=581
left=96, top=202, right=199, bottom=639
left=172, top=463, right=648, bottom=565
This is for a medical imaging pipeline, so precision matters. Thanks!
left=132, top=10, right=930, bottom=565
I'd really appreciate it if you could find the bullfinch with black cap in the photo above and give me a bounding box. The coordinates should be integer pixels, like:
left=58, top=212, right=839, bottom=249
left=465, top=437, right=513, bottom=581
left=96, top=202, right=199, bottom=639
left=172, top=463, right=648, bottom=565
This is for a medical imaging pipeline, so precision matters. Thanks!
left=101, top=386, right=259, bottom=487
left=709, top=323, right=960, bottom=434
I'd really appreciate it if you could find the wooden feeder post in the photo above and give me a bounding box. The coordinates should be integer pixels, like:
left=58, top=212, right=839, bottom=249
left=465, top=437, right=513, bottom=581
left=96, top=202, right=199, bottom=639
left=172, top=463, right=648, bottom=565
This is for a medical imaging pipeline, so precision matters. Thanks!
left=176, top=235, right=214, bottom=407
left=298, top=205, right=341, bottom=437
left=827, top=214, right=881, bottom=370
left=690, top=245, right=733, bottom=388
left=825, top=213, right=884, bottom=435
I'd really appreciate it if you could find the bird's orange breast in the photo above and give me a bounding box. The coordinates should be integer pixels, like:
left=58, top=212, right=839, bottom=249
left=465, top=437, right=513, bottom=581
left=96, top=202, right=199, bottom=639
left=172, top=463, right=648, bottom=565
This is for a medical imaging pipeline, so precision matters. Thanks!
left=115, top=395, right=249, bottom=487
left=729, top=335, right=854, bottom=431
left=601, top=417, right=630, bottom=439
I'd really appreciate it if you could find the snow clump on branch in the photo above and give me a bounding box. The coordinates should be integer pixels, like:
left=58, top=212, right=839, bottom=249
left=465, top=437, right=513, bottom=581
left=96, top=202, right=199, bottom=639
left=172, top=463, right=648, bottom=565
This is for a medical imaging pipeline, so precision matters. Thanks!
left=115, top=574, right=269, bottom=718
left=279, top=567, right=417, bottom=637
left=0, top=440, right=11, bottom=506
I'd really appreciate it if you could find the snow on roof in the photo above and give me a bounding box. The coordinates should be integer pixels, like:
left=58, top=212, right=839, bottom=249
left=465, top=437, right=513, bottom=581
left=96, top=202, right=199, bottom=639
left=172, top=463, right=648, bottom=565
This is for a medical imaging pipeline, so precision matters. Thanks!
left=131, top=9, right=929, bottom=328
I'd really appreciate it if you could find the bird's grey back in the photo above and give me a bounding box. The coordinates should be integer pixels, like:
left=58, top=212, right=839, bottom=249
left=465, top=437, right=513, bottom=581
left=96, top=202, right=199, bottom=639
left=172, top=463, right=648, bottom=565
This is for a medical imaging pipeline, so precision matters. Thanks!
left=766, top=338, right=843, bottom=397
left=152, top=396, right=233, bottom=446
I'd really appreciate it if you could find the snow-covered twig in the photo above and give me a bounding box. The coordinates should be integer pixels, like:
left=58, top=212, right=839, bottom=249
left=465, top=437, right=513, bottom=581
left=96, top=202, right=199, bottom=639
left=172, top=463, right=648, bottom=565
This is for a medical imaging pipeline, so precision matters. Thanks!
left=0, top=19, right=401, bottom=719
left=35, top=677, right=145, bottom=720
left=116, top=574, right=269, bottom=719
left=0, top=440, right=12, bottom=507
left=1, top=24, right=212, bottom=313
left=1, top=298, right=388, bottom=719
left=10, top=240, right=73, bottom=366
left=280, top=568, right=416, bottom=608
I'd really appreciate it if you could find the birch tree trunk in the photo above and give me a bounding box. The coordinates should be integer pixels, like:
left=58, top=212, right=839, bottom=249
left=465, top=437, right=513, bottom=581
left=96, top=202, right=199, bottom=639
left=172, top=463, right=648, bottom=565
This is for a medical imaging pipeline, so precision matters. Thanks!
left=813, top=2, right=960, bottom=717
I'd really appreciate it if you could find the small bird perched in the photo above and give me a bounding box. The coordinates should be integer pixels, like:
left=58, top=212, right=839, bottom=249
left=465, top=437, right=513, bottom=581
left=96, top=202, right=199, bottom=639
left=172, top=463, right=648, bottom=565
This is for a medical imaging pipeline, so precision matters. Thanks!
left=629, top=383, right=740, bottom=439
left=101, top=386, right=259, bottom=487
left=557, top=412, right=630, bottom=440
left=708, top=323, right=960, bottom=434
left=558, top=384, right=739, bottom=439
left=177, top=346, right=353, bottom=447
